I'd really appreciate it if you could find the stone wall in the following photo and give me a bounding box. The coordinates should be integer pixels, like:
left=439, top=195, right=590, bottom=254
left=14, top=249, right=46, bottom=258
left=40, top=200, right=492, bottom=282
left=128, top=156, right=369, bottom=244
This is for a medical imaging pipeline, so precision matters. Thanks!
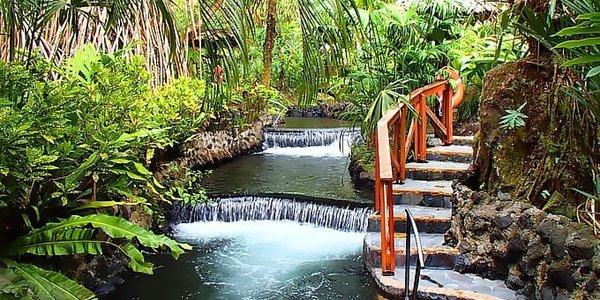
left=287, top=102, right=348, bottom=119
left=446, top=182, right=600, bottom=299
left=181, top=121, right=263, bottom=168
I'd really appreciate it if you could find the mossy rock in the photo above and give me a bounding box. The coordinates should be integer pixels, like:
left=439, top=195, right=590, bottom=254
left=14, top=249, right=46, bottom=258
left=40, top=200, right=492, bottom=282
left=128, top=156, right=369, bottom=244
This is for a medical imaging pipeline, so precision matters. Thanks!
left=474, top=58, right=597, bottom=212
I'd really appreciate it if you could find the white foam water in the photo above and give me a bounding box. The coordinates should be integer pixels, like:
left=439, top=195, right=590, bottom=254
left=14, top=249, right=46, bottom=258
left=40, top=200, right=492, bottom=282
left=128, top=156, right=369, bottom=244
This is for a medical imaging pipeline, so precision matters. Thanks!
left=173, top=197, right=373, bottom=232
left=261, top=128, right=360, bottom=157
left=173, top=220, right=366, bottom=299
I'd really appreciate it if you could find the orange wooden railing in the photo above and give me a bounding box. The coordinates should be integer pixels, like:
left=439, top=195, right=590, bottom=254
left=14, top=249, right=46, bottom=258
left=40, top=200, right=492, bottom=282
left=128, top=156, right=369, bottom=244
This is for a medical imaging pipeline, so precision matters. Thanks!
left=374, top=67, right=464, bottom=275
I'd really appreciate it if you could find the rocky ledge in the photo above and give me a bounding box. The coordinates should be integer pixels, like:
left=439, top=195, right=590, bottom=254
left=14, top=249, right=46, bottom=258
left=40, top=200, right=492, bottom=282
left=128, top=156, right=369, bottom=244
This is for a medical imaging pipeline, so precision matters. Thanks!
left=446, top=182, right=600, bottom=299
left=287, top=102, right=348, bottom=119
left=181, top=121, right=263, bottom=168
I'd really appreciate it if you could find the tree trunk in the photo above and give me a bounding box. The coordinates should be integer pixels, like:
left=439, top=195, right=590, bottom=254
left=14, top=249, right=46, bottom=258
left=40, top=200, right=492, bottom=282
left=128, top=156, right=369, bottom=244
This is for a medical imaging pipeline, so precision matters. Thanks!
left=261, top=0, right=277, bottom=86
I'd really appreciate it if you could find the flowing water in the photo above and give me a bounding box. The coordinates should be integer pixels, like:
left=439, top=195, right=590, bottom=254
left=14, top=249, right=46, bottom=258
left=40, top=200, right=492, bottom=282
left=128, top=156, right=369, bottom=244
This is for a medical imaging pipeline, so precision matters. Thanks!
left=202, top=126, right=370, bottom=202
left=107, top=118, right=379, bottom=299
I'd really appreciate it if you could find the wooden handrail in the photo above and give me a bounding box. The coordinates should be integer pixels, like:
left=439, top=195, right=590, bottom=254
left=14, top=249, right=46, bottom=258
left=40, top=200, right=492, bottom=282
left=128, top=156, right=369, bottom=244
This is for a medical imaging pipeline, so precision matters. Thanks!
left=374, top=67, right=464, bottom=276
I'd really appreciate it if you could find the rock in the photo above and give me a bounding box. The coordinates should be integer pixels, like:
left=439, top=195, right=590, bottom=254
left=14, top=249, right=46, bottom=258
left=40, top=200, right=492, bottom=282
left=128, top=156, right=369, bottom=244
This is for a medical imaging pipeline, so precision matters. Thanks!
left=537, top=215, right=569, bottom=258
left=547, top=260, right=575, bottom=290
left=494, top=213, right=513, bottom=229
left=526, top=236, right=546, bottom=262
left=182, top=121, right=263, bottom=168
left=566, top=229, right=598, bottom=260
left=473, top=59, right=596, bottom=210
left=448, top=183, right=600, bottom=298
left=286, top=102, right=349, bottom=119
left=518, top=207, right=546, bottom=229
left=506, top=274, right=525, bottom=290
left=497, top=192, right=512, bottom=201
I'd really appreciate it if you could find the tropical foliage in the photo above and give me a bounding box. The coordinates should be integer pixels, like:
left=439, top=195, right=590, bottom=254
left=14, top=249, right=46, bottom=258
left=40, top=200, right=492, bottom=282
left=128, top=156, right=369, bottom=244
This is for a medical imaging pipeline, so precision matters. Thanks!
left=2, top=0, right=600, bottom=298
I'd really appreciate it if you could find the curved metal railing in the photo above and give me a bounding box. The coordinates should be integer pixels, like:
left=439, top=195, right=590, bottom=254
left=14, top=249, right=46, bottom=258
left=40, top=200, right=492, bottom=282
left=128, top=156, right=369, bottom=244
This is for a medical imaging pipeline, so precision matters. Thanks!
left=404, top=209, right=425, bottom=300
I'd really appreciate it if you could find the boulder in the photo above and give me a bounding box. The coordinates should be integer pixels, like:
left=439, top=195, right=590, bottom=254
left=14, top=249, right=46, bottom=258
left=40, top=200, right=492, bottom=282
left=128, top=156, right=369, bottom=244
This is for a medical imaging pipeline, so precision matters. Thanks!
left=474, top=58, right=596, bottom=212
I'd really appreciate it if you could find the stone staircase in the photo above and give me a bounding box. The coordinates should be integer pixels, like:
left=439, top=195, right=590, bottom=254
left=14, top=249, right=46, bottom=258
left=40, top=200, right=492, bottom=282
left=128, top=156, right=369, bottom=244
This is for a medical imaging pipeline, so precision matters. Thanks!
left=363, top=136, right=517, bottom=300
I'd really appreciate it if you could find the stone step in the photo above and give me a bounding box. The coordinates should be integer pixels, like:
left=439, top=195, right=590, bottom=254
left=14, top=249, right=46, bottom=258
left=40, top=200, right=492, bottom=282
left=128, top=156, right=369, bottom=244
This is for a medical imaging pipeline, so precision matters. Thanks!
left=369, top=267, right=516, bottom=300
left=367, top=205, right=451, bottom=233
left=393, top=180, right=453, bottom=208
left=406, top=161, right=470, bottom=181
left=452, top=135, right=475, bottom=146
left=427, top=135, right=475, bottom=147
left=364, top=233, right=458, bottom=269
left=426, top=145, right=474, bottom=163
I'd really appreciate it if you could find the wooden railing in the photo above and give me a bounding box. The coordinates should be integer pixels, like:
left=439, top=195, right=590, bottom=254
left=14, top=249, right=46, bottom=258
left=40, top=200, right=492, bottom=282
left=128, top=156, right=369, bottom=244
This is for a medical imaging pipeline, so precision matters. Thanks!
left=374, top=67, right=464, bottom=275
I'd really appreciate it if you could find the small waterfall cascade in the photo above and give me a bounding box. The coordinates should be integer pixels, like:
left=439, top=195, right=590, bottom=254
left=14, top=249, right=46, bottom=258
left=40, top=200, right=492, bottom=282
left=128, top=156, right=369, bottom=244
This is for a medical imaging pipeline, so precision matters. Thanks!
left=262, top=128, right=361, bottom=149
left=172, top=197, right=373, bottom=232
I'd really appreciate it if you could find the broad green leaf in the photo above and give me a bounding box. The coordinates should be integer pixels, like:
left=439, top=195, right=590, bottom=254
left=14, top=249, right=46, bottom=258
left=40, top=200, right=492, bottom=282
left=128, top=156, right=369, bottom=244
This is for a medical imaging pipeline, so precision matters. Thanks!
left=72, top=201, right=140, bottom=211
left=125, top=171, right=145, bottom=181
left=554, top=37, right=600, bottom=49
left=66, top=153, right=100, bottom=186
left=122, top=244, right=153, bottom=274
left=563, top=55, right=600, bottom=67
left=0, top=267, right=30, bottom=298
left=133, top=163, right=152, bottom=176
left=555, top=25, right=600, bottom=37
left=152, top=177, right=165, bottom=189
left=22, top=215, right=191, bottom=259
left=2, top=260, right=95, bottom=300
left=5, top=228, right=103, bottom=257
left=586, top=66, right=600, bottom=78
left=109, top=158, right=132, bottom=165
left=577, top=12, right=600, bottom=21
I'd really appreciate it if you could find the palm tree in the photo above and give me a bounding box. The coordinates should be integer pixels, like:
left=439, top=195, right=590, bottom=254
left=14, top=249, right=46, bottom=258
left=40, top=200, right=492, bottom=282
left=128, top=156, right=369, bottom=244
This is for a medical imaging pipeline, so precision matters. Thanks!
left=262, top=0, right=278, bottom=86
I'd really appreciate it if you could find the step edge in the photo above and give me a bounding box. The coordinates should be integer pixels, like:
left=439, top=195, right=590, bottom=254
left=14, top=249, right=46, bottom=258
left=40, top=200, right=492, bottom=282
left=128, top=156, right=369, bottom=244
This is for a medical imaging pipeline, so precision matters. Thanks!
left=368, top=245, right=460, bottom=255
left=368, top=214, right=451, bottom=222
left=370, top=268, right=509, bottom=300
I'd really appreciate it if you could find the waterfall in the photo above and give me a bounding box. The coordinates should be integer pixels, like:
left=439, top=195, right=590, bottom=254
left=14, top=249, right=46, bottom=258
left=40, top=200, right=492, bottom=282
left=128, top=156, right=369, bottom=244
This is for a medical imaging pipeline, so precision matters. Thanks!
left=262, top=128, right=361, bottom=148
left=172, top=197, right=373, bottom=232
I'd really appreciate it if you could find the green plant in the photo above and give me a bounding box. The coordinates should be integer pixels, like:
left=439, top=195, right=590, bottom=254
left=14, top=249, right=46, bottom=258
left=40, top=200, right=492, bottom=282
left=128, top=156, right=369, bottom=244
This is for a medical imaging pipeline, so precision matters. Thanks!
left=0, top=214, right=191, bottom=299
left=0, top=46, right=213, bottom=299
left=500, top=102, right=528, bottom=130
left=163, top=163, right=210, bottom=206
left=351, top=142, right=375, bottom=172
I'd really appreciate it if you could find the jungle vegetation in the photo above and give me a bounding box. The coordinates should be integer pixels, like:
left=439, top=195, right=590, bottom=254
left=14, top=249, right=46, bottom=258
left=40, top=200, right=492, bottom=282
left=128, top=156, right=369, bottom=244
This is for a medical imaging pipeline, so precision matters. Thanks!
left=0, top=0, right=598, bottom=298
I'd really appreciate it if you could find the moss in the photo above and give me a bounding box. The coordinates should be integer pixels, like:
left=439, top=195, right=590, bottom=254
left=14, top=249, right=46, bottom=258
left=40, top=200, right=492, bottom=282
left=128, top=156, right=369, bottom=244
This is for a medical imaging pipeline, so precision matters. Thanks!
left=474, top=58, right=598, bottom=212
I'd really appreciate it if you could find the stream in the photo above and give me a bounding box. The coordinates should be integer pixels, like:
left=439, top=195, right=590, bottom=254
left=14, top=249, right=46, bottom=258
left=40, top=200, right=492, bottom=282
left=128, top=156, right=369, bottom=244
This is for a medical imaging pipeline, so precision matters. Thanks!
left=107, top=118, right=379, bottom=299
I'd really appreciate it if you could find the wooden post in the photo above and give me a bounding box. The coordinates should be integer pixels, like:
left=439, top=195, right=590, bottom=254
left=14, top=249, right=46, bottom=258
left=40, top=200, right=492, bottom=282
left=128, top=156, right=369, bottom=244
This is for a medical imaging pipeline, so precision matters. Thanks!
left=374, top=132, right=381, bottom=212
left=399, top=107, right=407, bottom=182
left=381, top=181, right=395, bottom=275
left=414, top=95, right=427, bottom=162
left=442, top=86, right=454, bottom=145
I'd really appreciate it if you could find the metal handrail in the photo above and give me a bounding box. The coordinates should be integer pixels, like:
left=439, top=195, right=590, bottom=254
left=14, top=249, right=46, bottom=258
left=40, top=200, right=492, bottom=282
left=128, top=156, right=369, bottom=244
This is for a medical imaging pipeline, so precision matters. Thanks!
left=404, top=209, right=425, bottom=300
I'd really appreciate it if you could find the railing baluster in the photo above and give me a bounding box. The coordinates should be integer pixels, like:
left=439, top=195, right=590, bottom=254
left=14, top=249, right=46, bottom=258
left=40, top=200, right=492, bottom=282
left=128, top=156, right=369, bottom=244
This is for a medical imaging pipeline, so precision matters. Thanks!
left=416, top=95, right=428, bottom=161
left=442, top=85, right=454, bottom=145
left=374, top=132, right=381, bottom=212
left=399, top=107, right=407, bottom=182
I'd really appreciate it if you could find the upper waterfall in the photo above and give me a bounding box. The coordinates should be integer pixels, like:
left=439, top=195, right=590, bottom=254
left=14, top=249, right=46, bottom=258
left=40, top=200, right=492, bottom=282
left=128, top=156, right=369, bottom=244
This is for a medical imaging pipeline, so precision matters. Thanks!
left=261, top=128, right=361, bottom=157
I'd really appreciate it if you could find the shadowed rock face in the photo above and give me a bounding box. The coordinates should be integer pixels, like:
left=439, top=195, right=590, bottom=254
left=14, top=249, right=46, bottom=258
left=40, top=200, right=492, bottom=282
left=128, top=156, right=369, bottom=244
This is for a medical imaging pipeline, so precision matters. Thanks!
left=446, top=183, right=600, bottom=299
left=474, top=59, right=597, bottom=212
left=181, top=121, right=263, bottom=168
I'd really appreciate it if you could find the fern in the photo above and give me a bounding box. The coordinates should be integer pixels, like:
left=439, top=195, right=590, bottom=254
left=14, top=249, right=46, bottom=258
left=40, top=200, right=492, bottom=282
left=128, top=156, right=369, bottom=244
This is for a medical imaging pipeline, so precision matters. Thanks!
left=1, top=260, right=95, bottom=300
left=500, top=102, right=528, bottom=130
